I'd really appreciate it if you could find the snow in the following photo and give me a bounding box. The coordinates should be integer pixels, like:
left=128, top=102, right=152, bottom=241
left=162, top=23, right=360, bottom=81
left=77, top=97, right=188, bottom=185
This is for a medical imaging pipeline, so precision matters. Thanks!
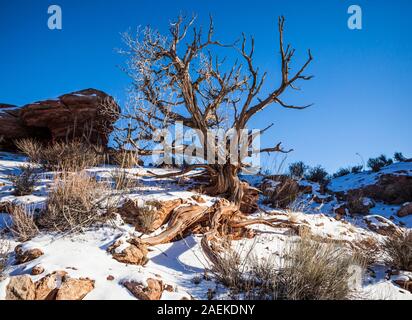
left=0, top=152, right=411, bottom=300
left=328, top=161, right=412, bottom=193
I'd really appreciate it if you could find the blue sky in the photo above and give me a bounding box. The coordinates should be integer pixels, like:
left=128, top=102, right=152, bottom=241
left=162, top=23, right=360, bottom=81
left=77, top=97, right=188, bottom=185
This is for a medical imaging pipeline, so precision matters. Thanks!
left=1, top=0, right=411, bottom=172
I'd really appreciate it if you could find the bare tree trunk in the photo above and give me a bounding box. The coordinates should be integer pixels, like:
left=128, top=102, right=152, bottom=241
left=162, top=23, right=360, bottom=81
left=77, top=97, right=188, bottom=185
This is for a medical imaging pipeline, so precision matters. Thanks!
left=203, top=164, right=244, bottom=205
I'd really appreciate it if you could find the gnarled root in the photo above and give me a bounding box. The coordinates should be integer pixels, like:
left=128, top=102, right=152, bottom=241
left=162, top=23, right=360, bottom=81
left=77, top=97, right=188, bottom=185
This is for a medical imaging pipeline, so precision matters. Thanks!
left=116, top=198, right=303, bottom=267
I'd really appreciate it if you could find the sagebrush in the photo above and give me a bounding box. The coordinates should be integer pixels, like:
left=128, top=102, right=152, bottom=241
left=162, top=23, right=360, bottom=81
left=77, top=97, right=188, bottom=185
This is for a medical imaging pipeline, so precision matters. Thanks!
left=0, top=238, right=10, bottom=278
left=8, top=165, right=39, bottom=196
left=8, top=205, right=39, bottom=241
left=211, top=236, right=362, bottom=300
left=37, top=172, right=112, bottom=233
left=16, top=138, right=104, bottom=171
left=111, top=169, right=138, bottom=190
left=305, top=165, right=329, bottom=184
left=367, top=154, right=393, bottom=172
left=383, top=230, right=412, bottom=271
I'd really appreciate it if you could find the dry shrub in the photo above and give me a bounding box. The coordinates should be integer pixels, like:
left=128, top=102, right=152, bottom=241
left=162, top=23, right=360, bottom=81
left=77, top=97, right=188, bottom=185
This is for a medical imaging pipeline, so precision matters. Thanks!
left=211, top=250, right=243, bottom=291
left=8, top=205, right=39, bottom=241
left=8, top=165, right=39, bottom=196
left=15, top=138, right=42, bottom=163
left=40, top=140, right=104, bottom=171
left=211, top=236, right=362, bottom=300
left=132, top=200, right=161, bottom=234
left=278, top=237, right=362, bottom=300
left=37, top=172, right=111, bottom=233
left=16, top=138, right=104, bottom=171
left=113, top=150, right=140, bottom=168
left=382, top=230, right=412, bottom=271
left=0, top=238, right=10, bottom=278
left=111, top=169, right=138, bottom=190
left=305, top=165, right=329, bottom=184
left=261, top=176, right=300, bottom=209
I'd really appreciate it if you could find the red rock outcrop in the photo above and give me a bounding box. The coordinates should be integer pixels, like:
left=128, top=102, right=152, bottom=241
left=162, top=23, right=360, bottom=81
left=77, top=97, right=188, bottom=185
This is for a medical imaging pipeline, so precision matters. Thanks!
left=397, top=202, right=412, bottom=218
left=122, top=278, right=163, bottom=300
left=14, top=246, right=44, bottom=265
left=5, top=271, right=95, bottom=300
left=0, top=88, right=120, bottom=150
left=355, top=174, right=412, bottom=205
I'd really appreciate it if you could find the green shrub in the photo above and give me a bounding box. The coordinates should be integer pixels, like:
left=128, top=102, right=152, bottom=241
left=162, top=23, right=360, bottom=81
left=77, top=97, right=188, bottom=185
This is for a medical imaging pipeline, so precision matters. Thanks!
left=333, top=167, right=351, bottom=178
left=8, top=165, right=39, bottom=196
left=394, top=152, right=406, bottom=163
left=305, top=166, right=329, bottom=184
left=288, top=161, right=308, bottom=179
left=367, top=154, right=393, bottom=172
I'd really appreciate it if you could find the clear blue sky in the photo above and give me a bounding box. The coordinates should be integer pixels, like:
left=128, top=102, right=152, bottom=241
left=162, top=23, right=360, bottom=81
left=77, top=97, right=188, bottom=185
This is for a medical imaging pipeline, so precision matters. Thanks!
left=1, top=0, right=411, bottom=172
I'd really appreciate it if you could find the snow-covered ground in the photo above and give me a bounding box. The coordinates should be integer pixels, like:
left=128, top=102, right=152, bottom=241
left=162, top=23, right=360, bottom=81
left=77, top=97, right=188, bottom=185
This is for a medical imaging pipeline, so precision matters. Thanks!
left=0, top=152, right=411, bottom=300
left=328, top=161, right=412, bottom=193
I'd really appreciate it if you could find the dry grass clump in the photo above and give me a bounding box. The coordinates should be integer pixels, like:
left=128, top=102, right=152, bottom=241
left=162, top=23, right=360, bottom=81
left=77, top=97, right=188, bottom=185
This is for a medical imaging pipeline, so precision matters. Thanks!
left=8, top=165, right=39, bottom=196
left=16, top=138, right=104, bottom=171
left=37, top=172, right=112, bottom=233
left=40, top=140, right=104, bottom=171
left=113, top=150, right=140, bottom=168
left=211, top=250, right=243, bottom=291
left=0, top=238, right=10, bottom=278
left=134, top=200, right=161, bottom=234
left=7, top=205, right=39, bottom=242
left=111, top=169, right=138, bottom=190
left=15, top=139, right=43, bottom=163
left=261, top=176, right=300, bottom=209
left=277, top=237, right=362, bottom=300
left=382, top=230, right=412, bottom=271
left=211, top=236, right=363, bottom=300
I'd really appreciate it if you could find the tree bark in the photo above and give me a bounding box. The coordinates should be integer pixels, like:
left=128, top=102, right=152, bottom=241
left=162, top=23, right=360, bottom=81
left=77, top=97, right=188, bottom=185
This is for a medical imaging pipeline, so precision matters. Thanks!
left=202, top=164, right=244, bottom=205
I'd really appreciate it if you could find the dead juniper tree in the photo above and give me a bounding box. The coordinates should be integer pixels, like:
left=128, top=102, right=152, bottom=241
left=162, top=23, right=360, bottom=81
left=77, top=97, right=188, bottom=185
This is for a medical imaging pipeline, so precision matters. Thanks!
left=114, top=15, right=314, bottom=265
left=119, top=15, right=313, bottom=209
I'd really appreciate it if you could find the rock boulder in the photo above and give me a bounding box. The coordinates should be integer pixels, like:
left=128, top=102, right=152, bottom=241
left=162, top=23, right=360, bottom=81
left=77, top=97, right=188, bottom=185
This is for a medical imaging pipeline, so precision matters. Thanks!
left=0, top=88, right=120, bottom=150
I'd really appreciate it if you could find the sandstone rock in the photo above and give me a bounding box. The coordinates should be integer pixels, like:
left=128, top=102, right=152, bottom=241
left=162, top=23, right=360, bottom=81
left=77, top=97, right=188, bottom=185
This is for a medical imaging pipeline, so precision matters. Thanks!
left=397, top=203, right=412, bottom=218
left=6, top=271, right=94, bottom=300
left=364, top=215, right=400, bottom=236
left=120, top=199, right=183, bottom=233
left=55, top=277, right=95, bottom=300
left=0, top=88, right=120, bottom=150
left=123, top=278, right=163, bottom=300
left=191, top=195, right=206, bottom=203
left=6, top=275, right=36, bottom=300
left=361, top=174, right=412, bottom=205
left=31, top=264, right=45, bottom=276
left=164, top=284, right=174, bottom=292
left=391, top=272, right=412, bottom=293
left=394, top=279, right=412, bottom=293
left=334, top=204, right=348, bottom=216
left=0, top=108, right=34, bottom=150
left=346, top=191, right=375, bottom=215
left=108, top=240, right=148, bottom=266
left=35, top=271, right=68, bottom=300
left=14, top=246, right=44, bottom=265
